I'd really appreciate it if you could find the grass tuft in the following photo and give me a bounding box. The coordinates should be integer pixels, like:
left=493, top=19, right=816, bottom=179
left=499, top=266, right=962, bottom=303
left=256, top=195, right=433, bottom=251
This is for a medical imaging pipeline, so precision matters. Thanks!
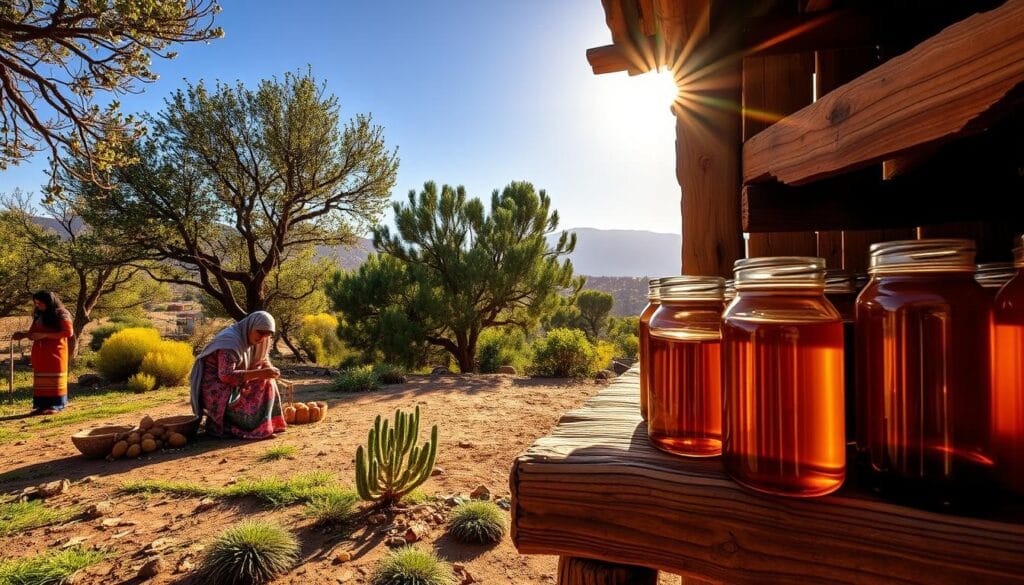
left=257, top=445, right=298, bottom=462
left=303, top=488, right=359, bottom=526
left=121, top=472, right=341, bottom=508
left=0, top=501, right=79, bottom=537
left=331, top=365, right=380, bottom=393
left=0, top=547, right=105, bottom=585
left=369, top=547, right=456, bottom=585
left=448, top=501, right=507, bottom=544
left=196, top=520, right=298, bottom=585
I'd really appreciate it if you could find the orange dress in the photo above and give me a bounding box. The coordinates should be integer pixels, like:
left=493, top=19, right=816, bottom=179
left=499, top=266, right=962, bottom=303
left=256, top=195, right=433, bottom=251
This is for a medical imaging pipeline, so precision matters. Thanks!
left=30, top=310, right=74, bottom=411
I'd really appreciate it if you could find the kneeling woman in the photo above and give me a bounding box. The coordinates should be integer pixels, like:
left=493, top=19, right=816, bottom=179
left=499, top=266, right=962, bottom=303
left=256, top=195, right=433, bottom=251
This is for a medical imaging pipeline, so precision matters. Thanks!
left=189, top=311, right=286, bottom=439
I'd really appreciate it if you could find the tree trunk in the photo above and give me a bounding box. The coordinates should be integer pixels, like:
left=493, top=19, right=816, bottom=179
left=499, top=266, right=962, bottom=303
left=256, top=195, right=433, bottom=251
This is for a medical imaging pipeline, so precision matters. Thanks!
left=279, top=332, right=307, bottom=363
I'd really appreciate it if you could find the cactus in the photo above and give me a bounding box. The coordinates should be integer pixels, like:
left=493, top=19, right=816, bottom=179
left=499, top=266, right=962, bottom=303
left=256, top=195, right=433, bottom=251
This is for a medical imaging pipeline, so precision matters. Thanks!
left=355, top=405, right=438, bottom=506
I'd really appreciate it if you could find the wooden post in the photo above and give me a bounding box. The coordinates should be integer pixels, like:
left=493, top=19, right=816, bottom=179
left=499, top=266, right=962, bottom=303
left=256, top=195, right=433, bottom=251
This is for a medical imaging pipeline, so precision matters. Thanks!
left=557, top=557, right=658, bottom=585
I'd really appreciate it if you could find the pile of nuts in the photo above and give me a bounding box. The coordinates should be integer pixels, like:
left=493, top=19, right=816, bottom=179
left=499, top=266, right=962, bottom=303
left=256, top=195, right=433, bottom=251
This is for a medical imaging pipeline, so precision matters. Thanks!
left=108, top=415, right=188, bottom=460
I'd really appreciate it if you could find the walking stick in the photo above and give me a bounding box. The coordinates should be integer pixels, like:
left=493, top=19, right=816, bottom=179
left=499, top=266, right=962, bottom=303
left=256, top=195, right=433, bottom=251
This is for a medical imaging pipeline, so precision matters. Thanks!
left=8, top=336, right=14, bottom=405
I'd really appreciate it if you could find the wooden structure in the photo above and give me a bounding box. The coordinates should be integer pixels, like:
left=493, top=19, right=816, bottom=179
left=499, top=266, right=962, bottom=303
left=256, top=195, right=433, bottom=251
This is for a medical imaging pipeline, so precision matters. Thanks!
left=512, top=371, right=1024, bottom=584
left=513, top=1, right=1024, bottom=582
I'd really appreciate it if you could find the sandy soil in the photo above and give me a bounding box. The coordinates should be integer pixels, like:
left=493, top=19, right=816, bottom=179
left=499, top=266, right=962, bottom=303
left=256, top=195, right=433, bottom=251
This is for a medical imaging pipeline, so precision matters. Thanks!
left=0, top=373, right=679, bottom=584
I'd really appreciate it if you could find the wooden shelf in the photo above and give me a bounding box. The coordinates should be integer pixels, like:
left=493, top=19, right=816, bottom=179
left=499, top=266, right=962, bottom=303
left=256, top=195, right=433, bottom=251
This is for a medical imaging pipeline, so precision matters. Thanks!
left=511, top=370, right=1024, bottom=584
left=742, top=0, right=1024, bottom=186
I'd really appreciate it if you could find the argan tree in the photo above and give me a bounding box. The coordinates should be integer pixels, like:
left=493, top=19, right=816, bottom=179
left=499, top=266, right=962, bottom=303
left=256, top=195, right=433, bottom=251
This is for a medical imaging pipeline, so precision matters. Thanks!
left=576, top=290, right=614, bottom=340
left=74, top=69, right=399, bottom=320
left=0, top=0, right=222, bottom=185
left=331, top=181, right=580, bottom=373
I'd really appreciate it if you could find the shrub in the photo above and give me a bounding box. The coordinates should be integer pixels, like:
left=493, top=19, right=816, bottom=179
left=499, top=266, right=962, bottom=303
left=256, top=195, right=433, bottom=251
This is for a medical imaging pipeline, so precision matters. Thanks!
left=0, top=547, right=106, bottom=585
left=126, top=372, right=156, bottom=394
left=197, top=520, right=299, bottom=585
left=529, top=328, right=598, bottom=378
left=332, top=365, right=380, bottom=392
left=303, top=489, right=359, bottom=526
left=369, top=547, right=455, bottom=585
left=477, top=328, right=528, bottom=374
left=140, top=340, right=194, bottom=386
left=373, top=363, right=407, bottom=385
left=96, top=327, right=162, bottom=381
left=89, top=317, right=156, bottom=352
left=298, top=313, right=346, bottom=365
left=448, top=501, right=506, bottom=544
left=613, top=333, right=639, bottom=362
left=593, top=340, right=616, bottom=373
left=108, top=314, right=153, bottom=327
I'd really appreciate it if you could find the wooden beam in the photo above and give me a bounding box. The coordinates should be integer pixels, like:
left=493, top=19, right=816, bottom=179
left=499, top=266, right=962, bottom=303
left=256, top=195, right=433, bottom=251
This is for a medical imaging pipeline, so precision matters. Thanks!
left=740, top=9, right=876, bottom=56
left=512, top=372, right=1024, bottom=584
left=586, top=43, right=646, bottom=75
left=743, top=0, right=1024, bottom=185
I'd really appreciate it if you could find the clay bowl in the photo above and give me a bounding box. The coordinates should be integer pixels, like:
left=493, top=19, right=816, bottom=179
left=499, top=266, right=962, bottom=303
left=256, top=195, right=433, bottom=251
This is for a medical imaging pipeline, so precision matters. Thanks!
left=71, top=425, right=133, bottom=458
left=153, top=414, right=201, bottom=438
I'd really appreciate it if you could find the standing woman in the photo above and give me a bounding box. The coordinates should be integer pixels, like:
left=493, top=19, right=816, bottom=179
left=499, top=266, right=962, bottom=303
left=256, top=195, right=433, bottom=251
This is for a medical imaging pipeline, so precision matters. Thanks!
left=188, top=311, right=286, bottom=439
left=12, top=291, right=74, bottom=415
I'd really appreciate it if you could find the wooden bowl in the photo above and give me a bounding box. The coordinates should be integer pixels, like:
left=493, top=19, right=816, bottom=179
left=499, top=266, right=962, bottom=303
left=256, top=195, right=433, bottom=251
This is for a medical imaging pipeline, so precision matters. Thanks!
left=71, top=425, right=134, bottom=458
left=153, top=415, right=201, bottom=438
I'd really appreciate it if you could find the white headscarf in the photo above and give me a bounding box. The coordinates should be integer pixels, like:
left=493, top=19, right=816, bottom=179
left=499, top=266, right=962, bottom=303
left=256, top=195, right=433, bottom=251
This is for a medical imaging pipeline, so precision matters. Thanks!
left=189, top=311, right=276, bottom=416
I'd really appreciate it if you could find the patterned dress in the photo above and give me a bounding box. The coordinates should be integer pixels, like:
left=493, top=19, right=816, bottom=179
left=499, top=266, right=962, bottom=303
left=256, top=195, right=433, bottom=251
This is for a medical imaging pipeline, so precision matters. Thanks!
left=199, top=349, right=286, bottom=439
left=30, top=310, right=74, bottom=411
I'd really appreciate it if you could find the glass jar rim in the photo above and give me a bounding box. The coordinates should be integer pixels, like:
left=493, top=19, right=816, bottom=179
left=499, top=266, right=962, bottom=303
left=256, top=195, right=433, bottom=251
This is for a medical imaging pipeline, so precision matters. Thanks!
left=657, top=275, right=724, bottom=301
left=976, top=262, right=1015, bottom=288
left=733, top=256, right=826, bottom=289
left=868, top=239, right=975, bottom=274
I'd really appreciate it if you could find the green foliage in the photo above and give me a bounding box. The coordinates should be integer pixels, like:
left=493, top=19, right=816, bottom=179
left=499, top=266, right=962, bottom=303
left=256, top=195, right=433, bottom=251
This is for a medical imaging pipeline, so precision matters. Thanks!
left=448, top=501, right=507, bottom=544
left=303, top=490, right=360, bottom=526
left=373, top=363, right=408, bottom=385
left=476, top=328, right=529, bottom=374
left=607, top=316, right=640, bottom=361
left=576, top=290, right=614, bottom=340
left=332, top=365, right=381, bottom=393
left=530, top=328, right=598, bottom=378
left=355, top=406, right=438, bottom=506
left=77, top=69, right=398, bottom=321
left=197, top=520, right=299, bottom=585
left=334, top=180, right=580, bottom=373
left=121, top=472, right=344, bottom=508
left=0, top=501, right=78, bottom=537
left=543, top=300, right=583, bottom=333
left=108, top=314, right=154, bottom=327
left=258, top=445, right=297, bottom=462
left=613, top=334, right=639, bottom=362
left=89, top=317, right=157, bottom=352
left=96, top=327, right=162, bottom=381
left=298, top=313, right=346, bottom=365
left=140, top=340, right=194, bottom=386
left=0, top=209, right=62, bottom=319
left=126, top=372, right=156, bottom=394
left=0, top=547, right=106, bottom=585
left=369, top=547, right=456, bottom=585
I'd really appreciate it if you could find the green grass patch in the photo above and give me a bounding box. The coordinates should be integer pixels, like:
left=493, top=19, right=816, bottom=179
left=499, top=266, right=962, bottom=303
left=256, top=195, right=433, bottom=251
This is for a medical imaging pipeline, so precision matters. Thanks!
left=303, top=489, right=359, bottom=526
left=257, top=445, right=297, bottom=462
left=448, top=501, right=506, bottom=544
left=121, top=472, right=347, bottom=508
left=331, top=365, right=380, bottom=393
left=0, top=501, right=79, bottom=537
left=369, top=547, right=455, bottom=585
left=197, top=520, right=298, bottom=585
left=0, top=547, right=105, bottom=585
left=402, top=488, right=430, bottom=505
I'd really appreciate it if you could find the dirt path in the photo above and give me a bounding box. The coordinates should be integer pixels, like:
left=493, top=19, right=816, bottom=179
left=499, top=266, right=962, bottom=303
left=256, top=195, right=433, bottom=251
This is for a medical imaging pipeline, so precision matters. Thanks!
left=0, top=374, right=680, bottom=584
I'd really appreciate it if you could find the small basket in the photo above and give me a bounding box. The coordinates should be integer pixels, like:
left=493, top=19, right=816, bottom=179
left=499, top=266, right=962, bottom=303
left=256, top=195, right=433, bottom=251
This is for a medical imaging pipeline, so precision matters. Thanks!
left=71, top=425, right=134, bottom=458
left=279, top=378, right=327, bottom=424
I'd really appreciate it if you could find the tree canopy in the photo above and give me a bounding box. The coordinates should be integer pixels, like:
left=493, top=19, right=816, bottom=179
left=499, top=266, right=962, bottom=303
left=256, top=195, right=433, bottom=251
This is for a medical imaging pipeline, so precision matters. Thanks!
left=0, top=0, right=222, bottom=186
left=330, top=180, right=580, bottom=372
left=576, top=289, right=614, bottom=340
left=73, top=69, right=399, bottom=320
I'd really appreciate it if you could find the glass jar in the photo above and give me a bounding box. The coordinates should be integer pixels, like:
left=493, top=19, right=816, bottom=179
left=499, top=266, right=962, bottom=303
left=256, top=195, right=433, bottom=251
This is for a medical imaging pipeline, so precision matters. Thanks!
left=638, top=278, right=661, bottom=421
left=857, top=239, right=994, bottom=505
left=723, top=257, right=845, bottom=497
left=724, top=279, right=736, bottom=304
left=825, top=270, right=857, bottom=448
left=976, top=262, right=1015, bottom=299
left=648, top=276, right=724, bottom=457
left=993, top=238, right=1024, bottom=495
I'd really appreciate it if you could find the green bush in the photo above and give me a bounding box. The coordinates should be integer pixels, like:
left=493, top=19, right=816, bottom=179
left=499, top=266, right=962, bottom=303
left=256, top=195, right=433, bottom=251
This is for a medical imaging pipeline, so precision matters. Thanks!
left=477, top=328, right=529, bottom=374
left=197, top=520, right=299, bottom=585
left=298, top=313, right=346, bottom=365
left=613, top=333, right=639, bottom=362
left=369, top=547, right=455, bottom=585
left=373, top=363, right=407, bottom=384
left=126, top=372, right=156, bottom=394
left=332, top=365, right=380, bottom=392
left=448, top=501, right=506, bottom=544
left=96, top=328, right=162, bottom=382
left=89, top=316, right=156, bottom=352
left=140, top=340, right=194, bottom=387
left=529, top=328, right=598, bottom=378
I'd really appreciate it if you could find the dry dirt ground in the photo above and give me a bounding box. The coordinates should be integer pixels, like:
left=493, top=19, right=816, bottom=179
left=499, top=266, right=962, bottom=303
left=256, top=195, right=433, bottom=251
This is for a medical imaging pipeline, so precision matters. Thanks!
left=0, top=374, right=684, bottom=584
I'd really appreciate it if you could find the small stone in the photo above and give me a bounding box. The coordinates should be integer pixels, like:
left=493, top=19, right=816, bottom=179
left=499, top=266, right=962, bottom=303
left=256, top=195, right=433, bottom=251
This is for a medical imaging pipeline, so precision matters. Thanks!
left=138, top=557, right=164, bottom=580
left=337, top=568, right=355, bottom=582
left=457, top=441, right=474, bottom=448
left=78, top=373, right=106, bottom=387
left=143, top=537, right=174, bottom=553
left=453, top=563, right=466, bottom=572
left=85, top=501, right=113, bottom=518
left=497, top=365, right=517, bottom=375
left=332, top=551, right=352, bottom=564
left=431, top=466, right=445, bottom=476
left=14, top=440, right=27, bottom=446
left=317, top=450, right=327, bottom=456
left=495, top=497, right=511, bottom=511
left=195, top=497, right=218, bottom=512
left=596, top=369, right=615, bottom=381
left=175, top=558, right=194, bottom=574
left=404, top=522, right=429, bottom=543
left=431, top=513, right=445, bottom=524
left=386, top=536, right=407, bottom=547
left=470, top=485, right=490, bottom=500
left=431, top=366, right=452, bottom=376
left=38, top=479, right=71, bottom=498
left=218, top=458, right=229, bottom=464
left=368, top=513, right=387, bottom=525
left=79, top=475, right=100, bottom=484
left=60, top=536, right=89, bottom=548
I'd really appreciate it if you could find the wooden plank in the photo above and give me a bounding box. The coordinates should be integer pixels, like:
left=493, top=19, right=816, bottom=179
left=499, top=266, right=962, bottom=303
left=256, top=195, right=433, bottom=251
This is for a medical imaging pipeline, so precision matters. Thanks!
left=511, top=370, right=1024, bottom=585
left=740, top=8, right=876, bottom=56
left=816, top=231, right=843, bottom=270
left=743, top=0, right=1024, bottom=185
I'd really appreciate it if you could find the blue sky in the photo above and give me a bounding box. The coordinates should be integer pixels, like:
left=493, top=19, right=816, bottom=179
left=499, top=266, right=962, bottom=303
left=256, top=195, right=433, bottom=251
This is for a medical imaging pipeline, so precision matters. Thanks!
left=1, top=0, right=681, bottom=235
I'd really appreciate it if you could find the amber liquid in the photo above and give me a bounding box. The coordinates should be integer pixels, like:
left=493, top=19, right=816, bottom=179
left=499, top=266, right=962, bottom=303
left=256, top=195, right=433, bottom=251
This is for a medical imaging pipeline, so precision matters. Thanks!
left=993, top=273, right=1024, bottom=495
left=827, top=291, right=857, bottom=446
left=723, top=292, right=846, bottom=497
left=648, top=330, right=722, bottom=457
left=857, top=274, right=995, bottom=506
left=638, top=301, right=659, bottom=421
